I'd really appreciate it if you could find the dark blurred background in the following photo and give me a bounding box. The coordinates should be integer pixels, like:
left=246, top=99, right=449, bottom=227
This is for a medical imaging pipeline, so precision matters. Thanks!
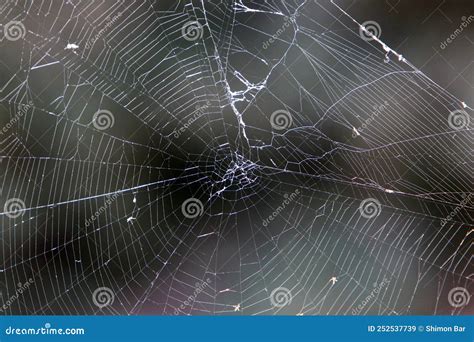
left=337, top=0, right=474, bottom=105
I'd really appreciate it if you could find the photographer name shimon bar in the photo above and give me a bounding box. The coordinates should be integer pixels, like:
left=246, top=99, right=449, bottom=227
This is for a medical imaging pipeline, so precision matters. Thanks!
left=425, top=325, right=466, bottom=332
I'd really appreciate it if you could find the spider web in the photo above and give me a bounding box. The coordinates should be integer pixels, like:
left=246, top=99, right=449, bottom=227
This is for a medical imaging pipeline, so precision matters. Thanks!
left=0, top=0, right=472, bottom=316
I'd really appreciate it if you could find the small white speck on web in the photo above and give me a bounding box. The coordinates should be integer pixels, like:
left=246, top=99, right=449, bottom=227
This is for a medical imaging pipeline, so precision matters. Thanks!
left=65, top=43, right=79, bottom=50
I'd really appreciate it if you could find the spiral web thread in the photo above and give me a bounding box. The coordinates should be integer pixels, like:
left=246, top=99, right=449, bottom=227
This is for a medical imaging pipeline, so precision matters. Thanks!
left=0, top=0, right=472, bottom=315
